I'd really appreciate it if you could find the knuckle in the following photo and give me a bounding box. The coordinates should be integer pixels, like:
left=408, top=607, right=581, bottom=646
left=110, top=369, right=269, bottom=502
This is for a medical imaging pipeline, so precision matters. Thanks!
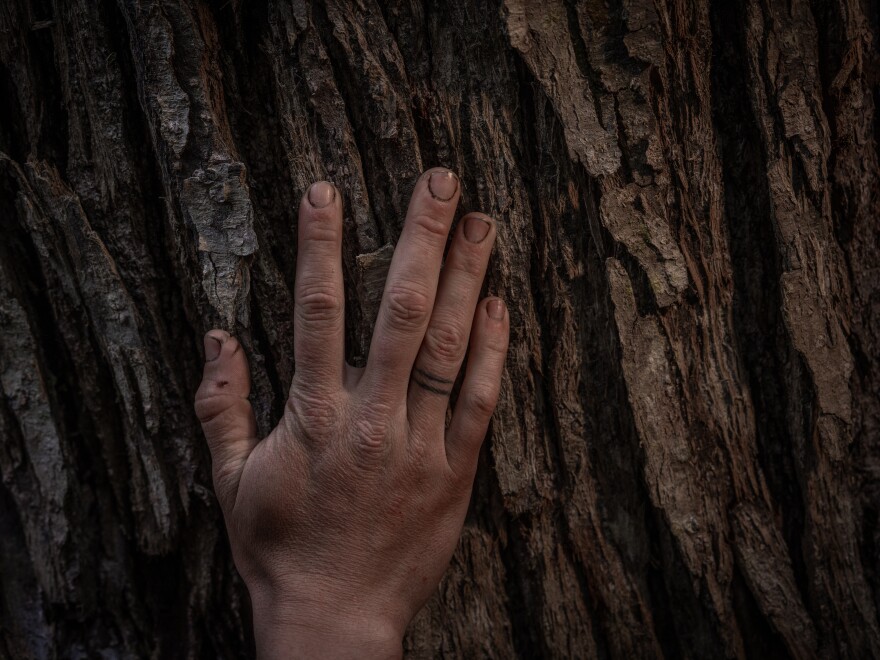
left=301, top=214, right=339, bottom=242
left=287, top=390, right=340, bottom=441
left=484, top=333, right=509, bottom=355
left=454, top=248, right=485, bottom=277
left=410, top=212, right=449, bottom=240
left=423, top=319, right=467, bottom=364
left=195, top=394, right=248, bottom=437
left=194, top=389, right=232, bottom=424
left=354, top=416, right=388, bottom=448
left=385, top=285, right=431, bottom=332
left=296, top=282, right=343, bottom=324
left=351, top=408, right=391, bottom=457
left=469, top=386, right=499, bottom=418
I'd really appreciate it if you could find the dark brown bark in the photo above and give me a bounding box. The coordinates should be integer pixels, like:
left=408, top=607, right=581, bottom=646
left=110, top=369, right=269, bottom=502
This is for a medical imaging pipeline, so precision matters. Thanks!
left=0, top=0, right=878, bottom=657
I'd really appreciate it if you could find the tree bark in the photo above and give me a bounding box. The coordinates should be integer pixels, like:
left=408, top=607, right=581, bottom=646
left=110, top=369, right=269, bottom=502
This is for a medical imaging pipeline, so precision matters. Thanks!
left=0, top=0, right=878, bottom=657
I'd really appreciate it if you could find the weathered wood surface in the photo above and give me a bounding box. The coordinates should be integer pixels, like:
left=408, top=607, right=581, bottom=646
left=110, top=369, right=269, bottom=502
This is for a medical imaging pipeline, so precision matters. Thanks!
left=0, top=0, right=878, bottom=657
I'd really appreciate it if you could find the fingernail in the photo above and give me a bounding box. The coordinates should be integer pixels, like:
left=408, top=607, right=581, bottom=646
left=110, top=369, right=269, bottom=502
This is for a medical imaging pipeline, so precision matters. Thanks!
left=308, top=181, right=335, bottom=208
left=464, top=215, right=492, bottom=243
left=487, top=299, right=506, bottom=320
left=427, top=170, right=458, bottom=201
left=204, top=335, right=222, bottom=361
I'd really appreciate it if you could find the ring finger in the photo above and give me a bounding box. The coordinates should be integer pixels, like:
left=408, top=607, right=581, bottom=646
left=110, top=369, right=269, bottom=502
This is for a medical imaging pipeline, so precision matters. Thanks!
left=407, top=212, right=496, bottom=428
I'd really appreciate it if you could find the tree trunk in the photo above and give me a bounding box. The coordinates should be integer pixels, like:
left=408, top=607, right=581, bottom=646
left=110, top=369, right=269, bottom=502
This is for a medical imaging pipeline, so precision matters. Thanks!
left=1, top=0, right=878, bottom=657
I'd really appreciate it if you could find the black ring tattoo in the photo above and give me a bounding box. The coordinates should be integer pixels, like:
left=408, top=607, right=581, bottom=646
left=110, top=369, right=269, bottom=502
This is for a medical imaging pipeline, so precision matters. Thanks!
left=412, top=375, right=453, bottom=396
left=412, top=367, right=453, bottom=396
left=413, top=366, right=454, bottom=385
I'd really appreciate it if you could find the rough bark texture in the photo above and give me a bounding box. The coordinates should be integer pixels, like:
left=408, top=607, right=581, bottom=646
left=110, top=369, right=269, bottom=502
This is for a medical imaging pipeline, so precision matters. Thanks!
left=0, top=0, right=878, bottom=657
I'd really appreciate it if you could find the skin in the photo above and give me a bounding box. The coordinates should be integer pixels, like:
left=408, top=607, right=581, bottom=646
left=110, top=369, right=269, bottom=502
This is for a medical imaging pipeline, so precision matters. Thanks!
left=194, top=169, right=509, bottom=658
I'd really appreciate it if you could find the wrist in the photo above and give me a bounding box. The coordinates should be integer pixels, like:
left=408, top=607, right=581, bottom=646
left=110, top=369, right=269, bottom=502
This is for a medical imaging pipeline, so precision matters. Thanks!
left=247, top=577, right=405, bottom=659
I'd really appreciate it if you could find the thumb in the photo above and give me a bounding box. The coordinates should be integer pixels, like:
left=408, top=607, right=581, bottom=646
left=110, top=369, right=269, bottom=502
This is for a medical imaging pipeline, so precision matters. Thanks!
left=194, top=330, right=258, bottom=512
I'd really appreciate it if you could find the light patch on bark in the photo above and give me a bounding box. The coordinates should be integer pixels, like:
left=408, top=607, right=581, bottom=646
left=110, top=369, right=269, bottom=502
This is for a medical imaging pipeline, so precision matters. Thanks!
left=182, top=161, right=257, bottom=328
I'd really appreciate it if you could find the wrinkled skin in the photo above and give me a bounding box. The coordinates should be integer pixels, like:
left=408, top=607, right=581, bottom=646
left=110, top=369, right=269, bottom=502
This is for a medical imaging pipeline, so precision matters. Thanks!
left=195, top=170, right=509, bottom=658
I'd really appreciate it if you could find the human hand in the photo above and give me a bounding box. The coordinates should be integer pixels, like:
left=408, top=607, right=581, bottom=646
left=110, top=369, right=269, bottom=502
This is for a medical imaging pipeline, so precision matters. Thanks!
left=194, top=169, right=509, bottom=658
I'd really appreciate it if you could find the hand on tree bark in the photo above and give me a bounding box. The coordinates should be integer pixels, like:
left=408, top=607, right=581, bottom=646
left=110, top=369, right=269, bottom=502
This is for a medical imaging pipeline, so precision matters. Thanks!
left=193, top=169, right=509, bottom=658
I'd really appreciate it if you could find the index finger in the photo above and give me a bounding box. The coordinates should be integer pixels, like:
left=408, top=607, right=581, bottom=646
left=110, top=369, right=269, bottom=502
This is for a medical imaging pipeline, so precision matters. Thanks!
left=292, top=181, right=346, bottom=394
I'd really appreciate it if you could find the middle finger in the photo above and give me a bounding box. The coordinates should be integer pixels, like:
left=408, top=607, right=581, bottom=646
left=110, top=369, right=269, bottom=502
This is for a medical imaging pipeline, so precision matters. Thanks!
left=362, top=167, right=460, bottom=400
